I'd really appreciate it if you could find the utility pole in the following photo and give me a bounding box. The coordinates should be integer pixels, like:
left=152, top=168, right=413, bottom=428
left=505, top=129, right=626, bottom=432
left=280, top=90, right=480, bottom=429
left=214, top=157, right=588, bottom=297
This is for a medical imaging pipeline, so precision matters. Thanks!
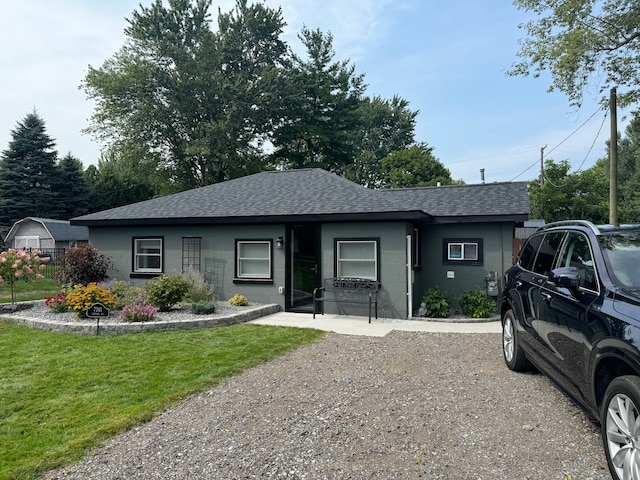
left=540, top=145, right=546, bottom=185
left=610, top=87, right=618, bottom=226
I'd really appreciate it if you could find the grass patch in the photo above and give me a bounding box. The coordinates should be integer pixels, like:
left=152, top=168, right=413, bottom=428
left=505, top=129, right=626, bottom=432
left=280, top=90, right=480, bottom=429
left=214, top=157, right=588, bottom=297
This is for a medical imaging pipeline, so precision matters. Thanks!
left=0, top=278, right=61, bottom=304
left=0, top=322, right=325, bottom=480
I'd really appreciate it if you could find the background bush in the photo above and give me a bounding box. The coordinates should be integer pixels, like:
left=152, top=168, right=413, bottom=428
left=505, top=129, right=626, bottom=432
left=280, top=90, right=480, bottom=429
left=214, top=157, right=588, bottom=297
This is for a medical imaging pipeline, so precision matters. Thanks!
left=460, top=290, right=496, bottom=318
left=145, top=274, right=189, bottom=311
left=421, top=286, right=450, bottom=318
left=101, top=279, right=146, bottom=310
left=228, top=294, right=249, bottom=306
left=65, top=283, right=116, bottom=318
left=190, top=301, right=216, bottom=315
left=56, top=244, right=113, bottom=286
left=181, top=269, right=215, bottom=303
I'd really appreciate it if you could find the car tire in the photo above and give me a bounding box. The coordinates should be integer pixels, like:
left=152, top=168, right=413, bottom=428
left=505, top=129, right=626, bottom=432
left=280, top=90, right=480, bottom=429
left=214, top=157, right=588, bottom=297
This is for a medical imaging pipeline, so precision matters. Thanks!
left=502, top=309, right=532, bottom=371
left=602, top=376, right=640, bottom=480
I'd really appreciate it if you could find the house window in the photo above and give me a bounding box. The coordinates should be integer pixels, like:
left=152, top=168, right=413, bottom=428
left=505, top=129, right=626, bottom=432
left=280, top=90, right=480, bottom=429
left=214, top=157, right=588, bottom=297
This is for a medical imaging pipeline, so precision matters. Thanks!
left=443, top=238, right=483, bottom=265
left=336, top=239, right=379, bottom=281
left=236, top=240, right=272, bottom=280
left=133, top=237, right=163, bottom=273
left=182, top=237, right=201, bottom=272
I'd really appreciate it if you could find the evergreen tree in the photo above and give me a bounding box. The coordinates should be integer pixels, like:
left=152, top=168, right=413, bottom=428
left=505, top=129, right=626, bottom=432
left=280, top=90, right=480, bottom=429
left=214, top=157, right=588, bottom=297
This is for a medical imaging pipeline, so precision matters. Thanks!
left=0, top=112, right=61, bottom=227
left=271, top=27, right=366, bottom=175
left=56, top=153, right=91, bottom=219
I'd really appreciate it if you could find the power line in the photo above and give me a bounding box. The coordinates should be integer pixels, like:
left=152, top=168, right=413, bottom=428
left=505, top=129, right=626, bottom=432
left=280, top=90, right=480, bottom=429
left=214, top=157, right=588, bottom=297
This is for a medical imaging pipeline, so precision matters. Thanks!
left=508, top=106, right=606, bottom=182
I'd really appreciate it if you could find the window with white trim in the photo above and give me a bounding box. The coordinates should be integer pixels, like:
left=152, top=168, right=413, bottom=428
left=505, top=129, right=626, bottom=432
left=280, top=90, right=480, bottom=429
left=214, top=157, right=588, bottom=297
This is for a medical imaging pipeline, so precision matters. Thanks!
left=336, top=239, right=378, bottom=280
left=443, top=238, right=483, bottom=265
left=236, top=240, right=272, bottom=279
left=134, top=238, right=163, bottom=273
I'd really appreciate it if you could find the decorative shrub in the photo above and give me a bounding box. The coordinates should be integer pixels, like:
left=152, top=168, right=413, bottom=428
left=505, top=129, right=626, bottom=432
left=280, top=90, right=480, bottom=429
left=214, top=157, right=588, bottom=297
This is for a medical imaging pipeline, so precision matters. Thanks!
left=181, top=269, right=215, bottom=303
left=45, top=292, right=68, bottom=313
left=101, top=279, right=146, bottom=310
left=119, top=301, right=157, bottom=322
left=228, top=294, right=249, bottom=306
left=0, top=248, right=49, bottom=305
left=145, top=274, right=190, bottom=312
left=460, top=290, right=496, bottom=318
left=65, top=283, right=116, bottom=318
left=190, top=301, right=217, bottom=315
left=421, top=286, right=451, bottom=318
left=56, top=244, right=113, bottom=286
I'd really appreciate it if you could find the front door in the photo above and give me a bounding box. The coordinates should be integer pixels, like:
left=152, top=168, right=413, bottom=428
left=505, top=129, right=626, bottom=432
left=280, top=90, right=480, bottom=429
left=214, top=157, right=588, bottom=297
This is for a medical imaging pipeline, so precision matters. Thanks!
left=286, top=225, right=320, bottom=312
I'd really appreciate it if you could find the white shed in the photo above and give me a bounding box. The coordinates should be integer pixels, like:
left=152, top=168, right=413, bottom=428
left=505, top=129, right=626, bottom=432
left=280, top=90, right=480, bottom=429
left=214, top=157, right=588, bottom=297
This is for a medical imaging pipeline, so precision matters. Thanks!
left=4, top=217, right=89, bottom=250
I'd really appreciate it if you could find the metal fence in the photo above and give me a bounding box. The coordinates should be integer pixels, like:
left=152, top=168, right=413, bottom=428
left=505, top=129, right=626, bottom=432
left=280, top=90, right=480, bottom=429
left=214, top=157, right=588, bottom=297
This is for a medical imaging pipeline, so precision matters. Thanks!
left=33, top=248, right=66, bottom=279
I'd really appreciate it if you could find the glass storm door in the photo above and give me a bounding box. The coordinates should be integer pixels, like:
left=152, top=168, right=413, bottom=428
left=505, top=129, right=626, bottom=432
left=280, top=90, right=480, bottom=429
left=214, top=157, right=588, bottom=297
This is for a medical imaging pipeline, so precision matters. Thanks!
left=287, top=225, right=320, bottom=312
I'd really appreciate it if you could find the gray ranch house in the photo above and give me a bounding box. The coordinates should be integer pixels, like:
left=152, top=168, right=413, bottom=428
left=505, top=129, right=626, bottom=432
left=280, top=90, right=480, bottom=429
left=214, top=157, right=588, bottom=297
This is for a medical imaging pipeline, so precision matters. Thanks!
left=72, top=169, right=529, bottom=320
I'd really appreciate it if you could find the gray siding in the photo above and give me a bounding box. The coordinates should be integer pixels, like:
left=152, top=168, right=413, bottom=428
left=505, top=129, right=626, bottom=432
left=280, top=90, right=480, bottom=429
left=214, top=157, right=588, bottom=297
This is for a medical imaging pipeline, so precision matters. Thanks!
left=90, top=225, right=287, bottom=308
left=418, top=222, right=514, bottom=311
left=321, top=222, right=409, bottom=319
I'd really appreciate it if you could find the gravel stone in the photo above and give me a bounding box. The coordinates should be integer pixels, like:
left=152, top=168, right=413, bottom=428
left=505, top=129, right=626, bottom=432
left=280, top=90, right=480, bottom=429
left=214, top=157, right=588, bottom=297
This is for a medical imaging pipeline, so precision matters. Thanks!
left=40, top=331, right=610, bottom=479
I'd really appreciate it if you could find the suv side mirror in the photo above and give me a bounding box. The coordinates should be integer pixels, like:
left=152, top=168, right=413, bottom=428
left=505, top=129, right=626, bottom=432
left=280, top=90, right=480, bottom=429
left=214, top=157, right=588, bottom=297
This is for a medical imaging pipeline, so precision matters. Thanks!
left=549, top=267, right=581, bottom=288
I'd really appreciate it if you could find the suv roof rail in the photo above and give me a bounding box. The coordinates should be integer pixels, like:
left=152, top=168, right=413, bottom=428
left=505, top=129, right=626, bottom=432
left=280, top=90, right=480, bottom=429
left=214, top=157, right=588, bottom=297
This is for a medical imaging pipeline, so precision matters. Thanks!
left=537, top=220, right=601, bottom=235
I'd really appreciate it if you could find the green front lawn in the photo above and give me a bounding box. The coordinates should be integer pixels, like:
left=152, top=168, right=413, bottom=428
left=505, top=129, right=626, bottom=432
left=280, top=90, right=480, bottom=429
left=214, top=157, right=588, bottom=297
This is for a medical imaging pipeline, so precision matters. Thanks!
left=0, top=278, right=61, bottom=304
left=0, top=322, right=325, bottom=480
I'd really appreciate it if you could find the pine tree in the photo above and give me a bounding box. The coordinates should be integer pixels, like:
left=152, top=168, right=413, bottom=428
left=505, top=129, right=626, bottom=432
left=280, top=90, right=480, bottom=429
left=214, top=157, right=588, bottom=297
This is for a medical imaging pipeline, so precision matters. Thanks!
left=0, top=111, right=61, bottom=227
left=56, top=153, right=91, bottom=219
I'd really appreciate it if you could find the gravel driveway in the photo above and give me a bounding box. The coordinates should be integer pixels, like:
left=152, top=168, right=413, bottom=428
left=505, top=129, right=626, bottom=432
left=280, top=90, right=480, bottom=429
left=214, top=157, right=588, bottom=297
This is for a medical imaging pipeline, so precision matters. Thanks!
left=42, top=330, right=610, bottom=480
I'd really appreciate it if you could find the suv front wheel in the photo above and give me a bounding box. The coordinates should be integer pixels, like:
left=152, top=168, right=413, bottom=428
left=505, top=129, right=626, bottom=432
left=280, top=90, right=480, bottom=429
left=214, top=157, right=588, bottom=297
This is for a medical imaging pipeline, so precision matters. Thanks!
left=502, top=309, right=531, bottom=371
left=602, top=376, right=640, bottom=479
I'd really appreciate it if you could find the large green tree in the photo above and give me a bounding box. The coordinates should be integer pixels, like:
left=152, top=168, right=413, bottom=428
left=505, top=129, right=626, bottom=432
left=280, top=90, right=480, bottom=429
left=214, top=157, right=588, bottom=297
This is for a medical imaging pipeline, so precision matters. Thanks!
left=345, top=95, right=418, bottom=187
left=270, top=27, right=367, bottom=175
left=85, top=151, right=155, bottom=213
left=83, top=0, right=289, bottom=191
left=380, top=144, right=453, bottom=188
left=0, top=112, right=61, bottom=227
left=528, top=159, right=609, bottom=223
left=510, top=0, right=640, bottom=107
left=606, top=113, right=640, bottom=222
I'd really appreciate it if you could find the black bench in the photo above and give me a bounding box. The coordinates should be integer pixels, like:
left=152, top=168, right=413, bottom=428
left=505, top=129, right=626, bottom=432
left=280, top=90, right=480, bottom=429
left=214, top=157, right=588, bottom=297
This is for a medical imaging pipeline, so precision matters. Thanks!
left=312, top=277, right=380, bottom=323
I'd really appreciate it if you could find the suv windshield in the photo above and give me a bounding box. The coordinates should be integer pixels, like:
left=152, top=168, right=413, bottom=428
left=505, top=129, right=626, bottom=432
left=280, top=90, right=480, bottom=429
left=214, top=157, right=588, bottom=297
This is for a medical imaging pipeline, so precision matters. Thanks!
left=599, top=231, right=640, bottom=289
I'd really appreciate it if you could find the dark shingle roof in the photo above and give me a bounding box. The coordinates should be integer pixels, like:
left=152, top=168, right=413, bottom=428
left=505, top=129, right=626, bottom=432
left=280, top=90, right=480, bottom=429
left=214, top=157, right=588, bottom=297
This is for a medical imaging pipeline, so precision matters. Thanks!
left=39, top=218, right=89, bottom=241
left=6, top=217, right=88, bottom=242
left=72, top=169, right=529, bottom=226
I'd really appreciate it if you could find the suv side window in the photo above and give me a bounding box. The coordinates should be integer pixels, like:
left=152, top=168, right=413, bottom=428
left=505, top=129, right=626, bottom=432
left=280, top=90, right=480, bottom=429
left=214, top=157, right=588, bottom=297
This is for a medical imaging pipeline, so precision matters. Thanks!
left=532, top=232, right=565, bottom=276
left=519, top=233, right=543, bottom=271
left=557, top=232, right=598, bottom=291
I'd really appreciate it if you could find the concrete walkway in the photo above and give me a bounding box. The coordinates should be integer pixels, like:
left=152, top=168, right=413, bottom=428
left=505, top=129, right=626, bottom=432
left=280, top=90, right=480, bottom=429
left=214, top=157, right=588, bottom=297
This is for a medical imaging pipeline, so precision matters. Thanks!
left=250, top=311, right=502, bottom=337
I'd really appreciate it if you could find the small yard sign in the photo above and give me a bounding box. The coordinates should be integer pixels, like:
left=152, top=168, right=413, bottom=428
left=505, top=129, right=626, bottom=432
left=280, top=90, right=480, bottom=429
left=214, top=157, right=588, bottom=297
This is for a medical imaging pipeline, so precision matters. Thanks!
left=86, top=302, right=110, bottom=318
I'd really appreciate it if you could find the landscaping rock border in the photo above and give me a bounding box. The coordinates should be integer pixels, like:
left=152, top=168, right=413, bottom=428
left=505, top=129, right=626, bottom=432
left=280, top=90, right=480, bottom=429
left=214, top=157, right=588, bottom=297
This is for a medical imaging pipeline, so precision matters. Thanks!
left=0, top=303, right=280, bottom=335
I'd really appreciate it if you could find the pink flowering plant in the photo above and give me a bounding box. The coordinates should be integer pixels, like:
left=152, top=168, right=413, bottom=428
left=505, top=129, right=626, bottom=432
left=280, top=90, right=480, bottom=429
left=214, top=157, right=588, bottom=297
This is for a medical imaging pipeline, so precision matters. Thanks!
left=118, top=301, right=157, bottom=323
left=0, top=248, right=50, bottom=306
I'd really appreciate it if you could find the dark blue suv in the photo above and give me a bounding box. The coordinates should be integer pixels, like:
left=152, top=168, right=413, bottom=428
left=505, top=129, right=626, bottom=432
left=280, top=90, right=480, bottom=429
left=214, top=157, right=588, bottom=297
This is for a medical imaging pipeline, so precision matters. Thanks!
left=500, top=220, right=640, bottom=480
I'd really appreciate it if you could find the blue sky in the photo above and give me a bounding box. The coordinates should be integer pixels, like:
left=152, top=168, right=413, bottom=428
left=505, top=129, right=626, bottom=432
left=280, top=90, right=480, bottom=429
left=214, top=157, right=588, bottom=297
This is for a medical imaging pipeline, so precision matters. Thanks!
left=0, top=0, right=627, bottom=184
